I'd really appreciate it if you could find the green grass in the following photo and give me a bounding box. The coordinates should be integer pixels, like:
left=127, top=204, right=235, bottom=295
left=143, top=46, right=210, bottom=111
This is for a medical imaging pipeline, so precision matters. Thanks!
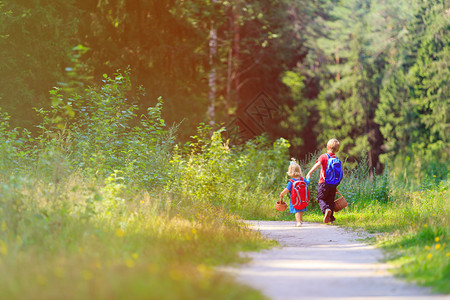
left=0, top=174, right=272, bottom=300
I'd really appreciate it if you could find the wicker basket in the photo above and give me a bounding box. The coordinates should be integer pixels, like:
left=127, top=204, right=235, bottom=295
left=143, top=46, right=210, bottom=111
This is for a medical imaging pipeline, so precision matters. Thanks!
left=334, top=191, right=347, bottom=212
left=275, top=201, right=288, bottom=212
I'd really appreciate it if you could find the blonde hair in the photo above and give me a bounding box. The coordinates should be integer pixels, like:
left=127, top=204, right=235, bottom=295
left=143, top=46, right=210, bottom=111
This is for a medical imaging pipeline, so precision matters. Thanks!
left=327, top=139, right=340, bottom=153
left=287, top=158, right=303, bottom=178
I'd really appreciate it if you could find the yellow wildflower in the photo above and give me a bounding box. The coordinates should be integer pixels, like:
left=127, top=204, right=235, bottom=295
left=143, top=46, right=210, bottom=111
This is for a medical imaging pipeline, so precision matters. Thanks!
left=132, top=253, right=138, bottom=260
left=125, top=258, right=135, bottom=268
left=435, top=237, right=440, bottom=242
left=435, top=244, right=441, bottom=250
left=425, top=245, right=430, bottom=250
left=116, top=228, right=125, bottom=237
left=427, top=253, right=432, bottom=259
left=0, top=240, right=7, bottom=255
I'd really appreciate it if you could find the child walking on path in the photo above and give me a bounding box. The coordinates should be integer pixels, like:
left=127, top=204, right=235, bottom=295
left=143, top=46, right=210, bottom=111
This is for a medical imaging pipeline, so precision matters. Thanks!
left=306, top=139, right=341, bottom=224
left=279, top=158, right=309, bottom=227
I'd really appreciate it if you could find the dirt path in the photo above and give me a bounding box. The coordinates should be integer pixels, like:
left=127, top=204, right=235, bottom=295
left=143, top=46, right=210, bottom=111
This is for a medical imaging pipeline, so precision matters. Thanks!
left=222, top=221, right=449, bottom=300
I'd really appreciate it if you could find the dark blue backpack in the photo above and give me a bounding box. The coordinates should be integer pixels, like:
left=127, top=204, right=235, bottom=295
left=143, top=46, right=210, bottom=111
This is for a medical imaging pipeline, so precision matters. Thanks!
left=325, top=153, right=343, bottom=186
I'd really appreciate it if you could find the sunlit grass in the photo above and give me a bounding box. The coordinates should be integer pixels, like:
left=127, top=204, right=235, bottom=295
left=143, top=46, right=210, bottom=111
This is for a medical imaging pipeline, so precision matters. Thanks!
left=0, top=174, right=272, bottom=300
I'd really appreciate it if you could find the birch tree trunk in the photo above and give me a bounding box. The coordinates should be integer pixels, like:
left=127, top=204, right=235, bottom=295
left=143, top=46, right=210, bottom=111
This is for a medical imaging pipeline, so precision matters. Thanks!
left=208, top=1, right=218, bottom=127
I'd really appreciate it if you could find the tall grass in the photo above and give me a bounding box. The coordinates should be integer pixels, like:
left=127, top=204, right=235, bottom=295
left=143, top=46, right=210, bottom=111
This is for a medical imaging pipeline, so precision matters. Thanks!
left=0, top=173, right=272, bottom=299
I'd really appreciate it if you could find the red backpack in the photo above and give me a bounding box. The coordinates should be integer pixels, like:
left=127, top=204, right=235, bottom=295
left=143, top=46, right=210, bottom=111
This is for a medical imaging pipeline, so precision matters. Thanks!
left=290, top=178, right=310, bottom=210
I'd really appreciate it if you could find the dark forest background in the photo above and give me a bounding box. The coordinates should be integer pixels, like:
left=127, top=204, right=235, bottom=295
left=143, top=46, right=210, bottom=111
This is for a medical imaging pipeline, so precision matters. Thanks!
left=1, top=0, right=448, bottom=176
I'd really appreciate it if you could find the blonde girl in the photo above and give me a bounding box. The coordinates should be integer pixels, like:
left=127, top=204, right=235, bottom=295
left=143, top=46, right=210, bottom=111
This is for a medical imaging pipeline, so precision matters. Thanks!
left=279, top=158, right=307, bottom=227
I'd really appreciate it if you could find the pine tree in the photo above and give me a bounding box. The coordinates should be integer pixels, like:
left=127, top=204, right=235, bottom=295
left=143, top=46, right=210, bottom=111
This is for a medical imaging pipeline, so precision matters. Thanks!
left=375, top=0, right=449, bottom=179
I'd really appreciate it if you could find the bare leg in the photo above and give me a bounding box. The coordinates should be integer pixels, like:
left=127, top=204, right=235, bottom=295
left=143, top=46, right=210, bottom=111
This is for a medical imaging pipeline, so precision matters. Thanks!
left=295, top=212, right=303, bottom=226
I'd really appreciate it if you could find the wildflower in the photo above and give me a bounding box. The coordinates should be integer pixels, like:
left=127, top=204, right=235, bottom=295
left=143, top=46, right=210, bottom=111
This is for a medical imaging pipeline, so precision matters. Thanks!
left=435, top=237, right=440, bottom=242
left=446, top=252, right=450, bottom=257
left=116, top=228, right=125, bottom=237
left=424, top=224, right=428, bottom=228
left=435, top=244, right=441, bottom=250
left=125, top=258, right=135, bottom=268
left=192, top=228, right=197, bottom=235
left=425, top=245, right=430, bottom=250
left=0, top=240, right=7, bottom=255
left=132, top=253, right=138, bottom=260
left=197, top=264, right=207, bottom=273
left=432, top=175, right=436, bottom=177
left=140, top=200, right=144, bottom=204
left=427, top=253, right=432, bottom=259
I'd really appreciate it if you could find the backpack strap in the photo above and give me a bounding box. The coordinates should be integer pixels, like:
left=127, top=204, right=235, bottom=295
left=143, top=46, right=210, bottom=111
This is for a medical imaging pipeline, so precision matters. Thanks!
left=327, top=153, right=336, bottom=159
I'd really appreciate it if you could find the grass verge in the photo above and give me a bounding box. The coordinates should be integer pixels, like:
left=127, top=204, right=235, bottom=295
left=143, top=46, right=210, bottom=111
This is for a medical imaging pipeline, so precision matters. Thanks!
left=0, top=174, right=273, bottom=300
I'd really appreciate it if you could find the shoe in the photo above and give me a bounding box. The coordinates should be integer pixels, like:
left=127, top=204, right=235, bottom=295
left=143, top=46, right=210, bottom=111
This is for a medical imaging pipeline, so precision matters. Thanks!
left=296, top=222, right=302, bottom=227
left=324, top=209, right=331, bottom=223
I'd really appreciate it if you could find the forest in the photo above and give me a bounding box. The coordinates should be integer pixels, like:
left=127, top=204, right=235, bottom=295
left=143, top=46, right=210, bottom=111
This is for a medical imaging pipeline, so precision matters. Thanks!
left=0, top=0, right=448, bottom=299
left=2, top=0, right=447, bottom=176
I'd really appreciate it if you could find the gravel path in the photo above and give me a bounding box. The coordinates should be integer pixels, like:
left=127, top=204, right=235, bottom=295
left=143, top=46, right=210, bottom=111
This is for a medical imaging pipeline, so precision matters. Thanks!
left=222, top=221, right=449, bottom=300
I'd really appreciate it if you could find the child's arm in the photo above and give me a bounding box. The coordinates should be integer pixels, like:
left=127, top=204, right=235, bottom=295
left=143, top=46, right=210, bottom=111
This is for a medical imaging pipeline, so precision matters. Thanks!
left=279, top=188, right=289, bottom=201
left=306, top=161, right=321, bottom=179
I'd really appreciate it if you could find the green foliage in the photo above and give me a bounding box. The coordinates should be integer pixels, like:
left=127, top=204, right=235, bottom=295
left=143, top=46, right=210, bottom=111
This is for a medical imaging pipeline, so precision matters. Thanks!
left=171, top=125, right=291, bottom=218
left=0, top=0, right=79, bottom=128
left=0, top=108, right=35, bottom=174
left=33, top=71, right=175, bottom=189
left=284, top=0, right=447, bottom=175
left=375, top=0, right=449, bottom=183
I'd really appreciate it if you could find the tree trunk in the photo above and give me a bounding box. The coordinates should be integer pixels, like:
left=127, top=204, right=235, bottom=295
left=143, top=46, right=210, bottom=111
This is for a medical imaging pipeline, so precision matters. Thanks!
left=208, top=11, right=217, bottom=127
left=233, top=0, right=240, bottom=109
